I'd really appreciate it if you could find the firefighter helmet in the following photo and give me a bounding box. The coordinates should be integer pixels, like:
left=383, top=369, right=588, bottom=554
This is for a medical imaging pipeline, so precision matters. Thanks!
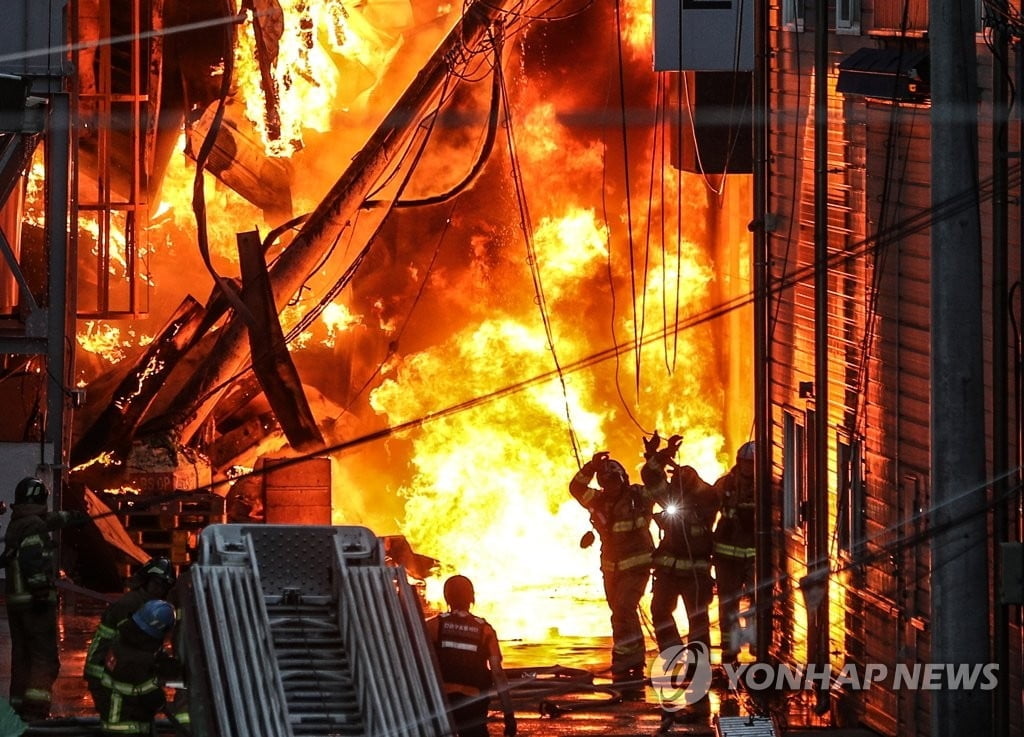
left=596, top=458, right=629, bottom=489
left=443, top=575, right=475, bottom=610
left=736, top=442, right=756, bottom=462
left=140, top=557, right=176, bottom=587
left=132, top=599, right=175, bottom=638
left=14, top=477, right=47, bottom=506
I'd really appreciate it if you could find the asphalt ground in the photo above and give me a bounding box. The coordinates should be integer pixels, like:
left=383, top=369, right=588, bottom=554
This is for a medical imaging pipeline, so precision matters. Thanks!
left=0, top=593, right=863, bottom=737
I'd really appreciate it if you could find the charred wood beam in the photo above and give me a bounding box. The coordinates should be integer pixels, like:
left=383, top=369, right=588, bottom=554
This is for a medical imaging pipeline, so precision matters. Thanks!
left=237, top=230, right=324, bottom=451
left=209, top=413, right=276, bottom=470
left=161, top=0, right=513, bottom=445
left=71, top=295, right=207, bottom=466
left=246, top=0, right=284, bottom=143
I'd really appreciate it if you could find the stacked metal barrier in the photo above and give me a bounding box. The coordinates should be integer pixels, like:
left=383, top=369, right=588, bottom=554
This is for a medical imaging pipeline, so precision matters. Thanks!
left=181, top=524, right=453, bottom=737
left=333, top=535, right=452, bottom=737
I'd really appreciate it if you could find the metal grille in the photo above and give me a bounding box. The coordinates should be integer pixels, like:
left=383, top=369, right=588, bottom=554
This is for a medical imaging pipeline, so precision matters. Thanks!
left=716, top=715, right=780, bottom=736
left=268, top=599, right=364, bottom=736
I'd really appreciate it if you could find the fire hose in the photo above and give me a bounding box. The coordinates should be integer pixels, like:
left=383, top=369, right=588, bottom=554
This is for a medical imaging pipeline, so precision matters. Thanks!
left=20, top=716, right=180, bottom=735
left=503, top=665, right=627, bottom=717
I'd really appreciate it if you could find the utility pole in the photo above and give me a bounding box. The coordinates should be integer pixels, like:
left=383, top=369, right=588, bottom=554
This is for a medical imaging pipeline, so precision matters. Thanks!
left=989, top=4, right=1011, bottom=733
left=929, top=0, right=991, bottom=732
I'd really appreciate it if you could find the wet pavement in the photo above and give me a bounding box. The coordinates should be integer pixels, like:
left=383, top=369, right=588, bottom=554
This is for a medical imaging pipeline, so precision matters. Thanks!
left=0, top=591, right=862, bottom=736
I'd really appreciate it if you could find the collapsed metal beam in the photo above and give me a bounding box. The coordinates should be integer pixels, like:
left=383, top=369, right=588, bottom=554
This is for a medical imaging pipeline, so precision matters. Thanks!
left=237, top=230, right=324, bottom=452
left=160, top=0, right=512, bottom=445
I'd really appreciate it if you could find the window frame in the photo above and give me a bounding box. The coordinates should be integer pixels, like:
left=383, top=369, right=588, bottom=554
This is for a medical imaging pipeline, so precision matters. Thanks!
left=837, top=434, right=865, bottom=556
left=783, top=411, right=806, bottom=530
left=782, top=0, right=805, bottom=32
left=836, top=0, right=861, bottom=35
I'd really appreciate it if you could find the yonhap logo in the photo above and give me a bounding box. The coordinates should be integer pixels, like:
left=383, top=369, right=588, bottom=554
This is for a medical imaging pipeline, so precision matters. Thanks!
left=647, top=642, right=714, bottom=710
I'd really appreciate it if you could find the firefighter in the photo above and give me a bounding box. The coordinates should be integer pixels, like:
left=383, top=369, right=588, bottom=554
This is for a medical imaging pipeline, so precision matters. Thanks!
left=3, top=476, right=89, bottom=721
left=97, top=599, right=176, bottom=737
left=425, top=575, right=516, bottom=737
left=84, top=557, right=176, bottom=714
left=646, top=447, right=718, bottom=722
left=570, top=439, right=680, bottom=692
left=712, top=441, right=756, bottom=663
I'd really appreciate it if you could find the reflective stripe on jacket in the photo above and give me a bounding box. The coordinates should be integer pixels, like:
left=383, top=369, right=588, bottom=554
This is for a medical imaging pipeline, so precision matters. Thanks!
left=571, top=462, right=662, bottom=571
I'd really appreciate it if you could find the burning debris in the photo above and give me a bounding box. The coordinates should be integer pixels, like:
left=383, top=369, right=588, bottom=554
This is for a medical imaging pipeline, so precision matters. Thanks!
left=57, top=0, right=752, bottom=636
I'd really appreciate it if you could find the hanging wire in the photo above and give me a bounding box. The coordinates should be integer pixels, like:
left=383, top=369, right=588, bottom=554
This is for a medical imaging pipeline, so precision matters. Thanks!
left=611, top=0, right=644, bottom=398
left=179, top=65, right=462, bottom=415
left=496, top=29, right=584, bottom=466
left=600, top=7, right=651, bottom=436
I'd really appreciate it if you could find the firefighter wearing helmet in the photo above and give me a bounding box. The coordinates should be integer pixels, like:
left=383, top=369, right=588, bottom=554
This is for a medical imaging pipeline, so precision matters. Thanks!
left=643, top=432, right=718, bottom=722
left=712, top=441, right=756, bottom=663
left=3, top=476, right=90, bottom=721
left=425, top=575, right=516, bottom=736
left=95, top=599, right=177, bottom=736
left=84, top=557, right=177, bottom=713
left=570, top=438, right=681, bottom=693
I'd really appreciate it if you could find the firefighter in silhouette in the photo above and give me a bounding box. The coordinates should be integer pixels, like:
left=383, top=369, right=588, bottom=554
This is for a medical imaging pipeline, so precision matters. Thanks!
left=425, top=575, right=516, bottom=737
left=645, top=436, right=718, bottom=722
left=712, top=441, right=756, bottom=663
left=96, top=599, right=177, bottom=736
left=84, top=557, right=176, bottom=712
left=570, top=438, right=680, bottom=692
left=3, top=476, right=90, bottom=721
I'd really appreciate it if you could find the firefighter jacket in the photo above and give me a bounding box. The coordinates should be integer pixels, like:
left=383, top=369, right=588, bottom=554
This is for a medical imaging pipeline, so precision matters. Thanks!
left=99, top=619, right=168, bottom=734
left=712, top=466, right=755, bottom=559
left=428, top=610, right=500, bottom=695
left=651, top=467, right=718, bottom=574
left=3, top=504, right=78, bottom=608
left=85, top=589, right=152, bottom=682
left=571, top=459, right=663, bottom=573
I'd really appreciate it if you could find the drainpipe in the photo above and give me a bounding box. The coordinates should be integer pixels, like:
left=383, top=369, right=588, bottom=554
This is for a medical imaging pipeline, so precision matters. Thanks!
left=753, top=0, right=773, bottom=660
left=812, top=0, right=831, bottom=698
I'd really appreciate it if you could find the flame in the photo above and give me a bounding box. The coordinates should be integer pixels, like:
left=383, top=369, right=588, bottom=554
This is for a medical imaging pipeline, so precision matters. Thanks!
left=64, top=0, right=754, bottom=657
left=621, top=0, right=654, bottom=55
left=24, top=155, right=46, bottom=227
left=71, top=450, right=123, bottom=474
left=156, top=135, right=267, bottom=261
left=104, top=485, right=143, bottom=496
left=321, top=301, right=361, bottom=347
left=369, top=190, right=736, bottom=639
left=232, top=0, right=410, bottom=156
left=371, top=317, right=613, bottom=639
left=77, top=321, right=153, bottom=364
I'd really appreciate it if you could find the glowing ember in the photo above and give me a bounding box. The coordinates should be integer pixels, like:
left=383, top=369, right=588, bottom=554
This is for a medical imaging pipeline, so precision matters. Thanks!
left=77, top=321, right=153, bottom=364
left=71, top=451, right=123, bottom=474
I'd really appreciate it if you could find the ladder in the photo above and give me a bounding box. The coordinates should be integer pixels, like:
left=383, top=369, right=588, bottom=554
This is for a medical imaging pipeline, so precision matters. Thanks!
left=181, top=524, right=453, bottom=737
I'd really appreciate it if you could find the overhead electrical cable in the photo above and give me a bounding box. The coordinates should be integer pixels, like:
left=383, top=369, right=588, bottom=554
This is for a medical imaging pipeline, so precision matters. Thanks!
left=496, top=30, right=584, bottom=466
left=611, top=0, right=644, bottom=397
